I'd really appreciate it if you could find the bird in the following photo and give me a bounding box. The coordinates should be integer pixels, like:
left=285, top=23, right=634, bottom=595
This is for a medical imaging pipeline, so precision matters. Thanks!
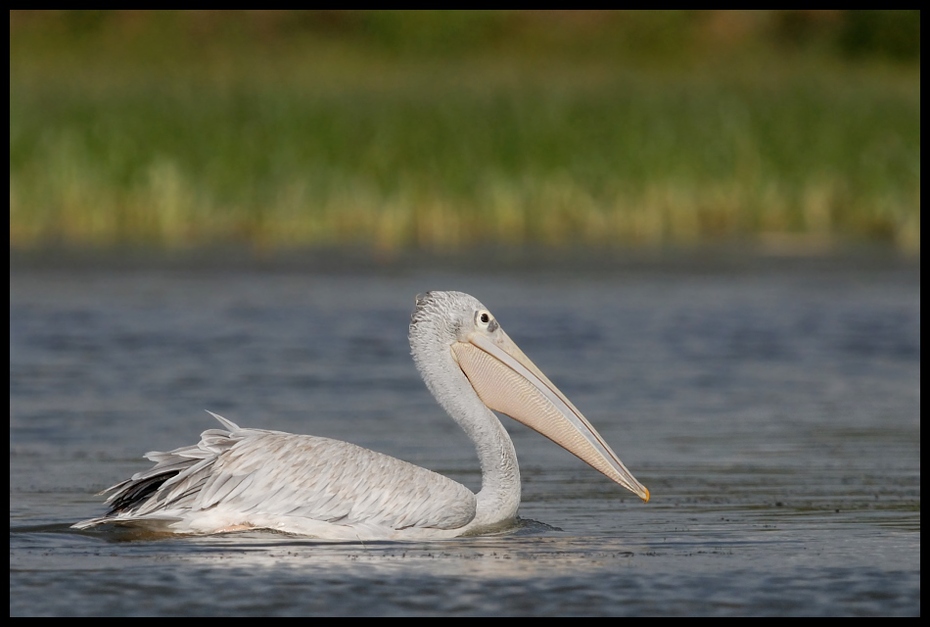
left=73, top=290, right=649, bottom=540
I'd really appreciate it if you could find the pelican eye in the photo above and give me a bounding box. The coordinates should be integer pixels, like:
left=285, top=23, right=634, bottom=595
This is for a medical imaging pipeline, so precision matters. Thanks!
left=475, top=310, right=498, bottom=332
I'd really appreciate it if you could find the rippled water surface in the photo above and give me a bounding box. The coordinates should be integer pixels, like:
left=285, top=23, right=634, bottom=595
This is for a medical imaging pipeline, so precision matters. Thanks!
left=10, top=255, right=920, bottom=615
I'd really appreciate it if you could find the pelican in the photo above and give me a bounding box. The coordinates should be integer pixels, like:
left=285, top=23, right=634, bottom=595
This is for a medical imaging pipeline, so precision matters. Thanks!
left=74, top=291, right=649, bottom=539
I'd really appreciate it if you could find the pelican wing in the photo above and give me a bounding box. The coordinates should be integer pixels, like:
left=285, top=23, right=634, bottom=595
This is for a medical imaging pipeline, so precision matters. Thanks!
left=75, top=413, right=477, bottom=534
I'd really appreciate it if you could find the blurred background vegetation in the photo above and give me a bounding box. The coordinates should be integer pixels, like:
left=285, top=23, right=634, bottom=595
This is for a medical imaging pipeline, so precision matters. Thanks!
left=9, top=10, right=921, bottom=255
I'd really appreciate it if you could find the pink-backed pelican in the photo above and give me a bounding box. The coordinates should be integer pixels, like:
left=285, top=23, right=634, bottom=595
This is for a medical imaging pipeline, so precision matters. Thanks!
left=73, top=291, right=649, bottom=539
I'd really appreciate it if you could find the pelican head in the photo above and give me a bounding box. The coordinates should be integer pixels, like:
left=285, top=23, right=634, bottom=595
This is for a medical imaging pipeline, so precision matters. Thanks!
left=410, top=290, right=650, bottom=503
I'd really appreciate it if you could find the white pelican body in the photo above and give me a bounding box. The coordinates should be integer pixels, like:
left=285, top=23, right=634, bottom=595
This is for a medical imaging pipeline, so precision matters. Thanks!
left=74, top=291, right=649, bottom=540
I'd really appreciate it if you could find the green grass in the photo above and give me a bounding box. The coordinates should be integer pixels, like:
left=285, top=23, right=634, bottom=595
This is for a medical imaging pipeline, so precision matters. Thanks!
left=9, top=13, right=921, bottom=253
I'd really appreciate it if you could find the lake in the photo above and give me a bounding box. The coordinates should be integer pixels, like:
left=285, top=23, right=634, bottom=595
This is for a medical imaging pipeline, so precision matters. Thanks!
left=10, top=251, right=920, bottom=615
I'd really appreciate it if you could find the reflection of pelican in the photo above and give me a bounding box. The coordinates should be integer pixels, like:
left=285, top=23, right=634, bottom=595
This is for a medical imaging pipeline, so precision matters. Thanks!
left=74, top=291, right=649, bottom=539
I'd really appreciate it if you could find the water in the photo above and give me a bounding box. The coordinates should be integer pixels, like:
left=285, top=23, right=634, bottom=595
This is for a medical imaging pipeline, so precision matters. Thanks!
left=10, top=253, right=920, bottom=615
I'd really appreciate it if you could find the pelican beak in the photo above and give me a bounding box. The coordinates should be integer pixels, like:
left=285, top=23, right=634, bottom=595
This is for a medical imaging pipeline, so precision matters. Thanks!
left=451, top=331, right=650, bottom=502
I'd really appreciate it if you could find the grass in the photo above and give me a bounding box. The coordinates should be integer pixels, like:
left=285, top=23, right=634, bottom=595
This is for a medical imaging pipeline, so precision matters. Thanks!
left=9, top=12, right=921, bottom=253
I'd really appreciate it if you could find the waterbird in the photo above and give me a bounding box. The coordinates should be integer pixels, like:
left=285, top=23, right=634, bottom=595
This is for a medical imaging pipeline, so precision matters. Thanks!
left=73, top=291, right=649, bottom=539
